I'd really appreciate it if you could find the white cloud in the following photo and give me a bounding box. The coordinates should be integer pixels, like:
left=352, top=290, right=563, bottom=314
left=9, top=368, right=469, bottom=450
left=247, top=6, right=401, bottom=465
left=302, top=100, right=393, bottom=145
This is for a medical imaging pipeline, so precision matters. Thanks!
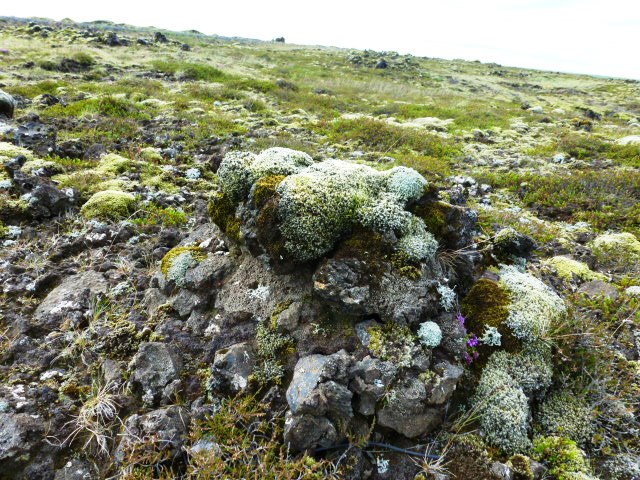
left=3, top=0, right=639, bottom=79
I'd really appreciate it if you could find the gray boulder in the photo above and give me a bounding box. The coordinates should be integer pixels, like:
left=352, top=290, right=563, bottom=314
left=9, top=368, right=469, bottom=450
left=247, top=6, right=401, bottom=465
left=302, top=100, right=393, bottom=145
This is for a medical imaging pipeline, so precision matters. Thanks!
left=349, top=356, right=397, bottom=416
left=211, top=342, right=255, bottom=393
left=34, top=270, right=108, bottom=332
left=0, top=413, right=44, bottom=473
left=427, top=361, right=464, bottom=405
left=283, top=411, right=338, bottom=452
left=284, top=350, right=353, bottom=451
left=0, top=90, right=16, bottom=119
left=376, top=377, right=444, bottom=438
left=129, top=342, right=183, bottom=406
left=286, top=350, right=352, bottom=418
left=115, top=406, right=190, bottom=466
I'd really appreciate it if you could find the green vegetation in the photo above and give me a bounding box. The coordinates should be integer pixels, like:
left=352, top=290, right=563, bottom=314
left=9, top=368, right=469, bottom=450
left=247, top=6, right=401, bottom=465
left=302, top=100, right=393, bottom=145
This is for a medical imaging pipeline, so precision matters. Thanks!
left=80, top=190, right=137, bottom=220
left=474, top=170, right=640, bottom=235
left=150, top=59, right=227, bottom=81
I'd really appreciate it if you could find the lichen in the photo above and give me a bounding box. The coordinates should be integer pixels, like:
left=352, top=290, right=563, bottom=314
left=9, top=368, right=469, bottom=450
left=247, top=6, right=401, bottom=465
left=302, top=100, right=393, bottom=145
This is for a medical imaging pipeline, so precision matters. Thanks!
left=368, top=322, right=417, bottom=368
left=485, top=344, right=553, bottom=396
left=160, top=246, right=206, bottom=286
left=500, top=265, right=566, bottom=342
left=473, top=365, right=531, bottom=455
left=535, top=391, right=594, bottom=445
left=544, top=256, right=606, bottom=283
left=417, top=321, right=442, bottom=348
left=80, top=190, right=136, bottom=220
left=217, top=149, right=438, bottom=263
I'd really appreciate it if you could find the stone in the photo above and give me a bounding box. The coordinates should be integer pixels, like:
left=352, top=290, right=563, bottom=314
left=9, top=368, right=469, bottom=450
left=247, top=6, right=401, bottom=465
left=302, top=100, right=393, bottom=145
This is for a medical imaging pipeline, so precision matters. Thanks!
left=349, top=356, right=397, bottom=416
left=211, top=342, right=255, bottom=393
left=286, top=350, right=352, bottom=419
left=616, top=135, right=640, bottom=146
left=154, top=31, right=169, bottom=43
left=376, top=377, right=444, bottom=438
left=115, top=406, right=190, bottom=465
left=0, top=413, right=43, bottom=472
left=0, top=89, right=16, bottom=119
left=34, top=270, right=108, bottom=332
left=54, top=458, right=98, bottom=480
left=577, top=280, right=618, bottom=300
left=283, top=411, right=338, bottom=451
left=129, top=342, right=183, bottom=406
left=427, top=361, right=464, bottom=405
left=493, top=227, right=537, bottom=259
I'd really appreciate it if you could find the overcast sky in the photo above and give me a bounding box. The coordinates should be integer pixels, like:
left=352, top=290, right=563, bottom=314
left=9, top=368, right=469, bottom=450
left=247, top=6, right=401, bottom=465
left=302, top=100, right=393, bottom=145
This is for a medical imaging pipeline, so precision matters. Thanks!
left=4, top=0, right=639, bottom=79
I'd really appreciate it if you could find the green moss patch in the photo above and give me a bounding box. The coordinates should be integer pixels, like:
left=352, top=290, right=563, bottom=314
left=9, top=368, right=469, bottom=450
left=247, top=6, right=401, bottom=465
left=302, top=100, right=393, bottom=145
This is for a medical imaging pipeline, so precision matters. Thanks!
left=80, top=190, right=136, bottom=220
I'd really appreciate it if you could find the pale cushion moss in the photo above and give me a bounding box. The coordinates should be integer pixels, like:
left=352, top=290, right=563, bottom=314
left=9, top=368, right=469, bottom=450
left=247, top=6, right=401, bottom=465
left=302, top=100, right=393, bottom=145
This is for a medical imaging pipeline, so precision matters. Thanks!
left=0, top=142, right=35, bottom=162
left=160, top=246, right=207, bottom=288
left=80, top=190, right=136, bottom=220
left=472, top=366, right=531, bottom=455
left=500, top=265, right=566, bottom=342
left=417, top=321, right=442, bottom=348
left=543, top=256, right=607, bottom=283
left=589, top=232, right=640, bottom=273
left=216, top=148, right=436, bottom=263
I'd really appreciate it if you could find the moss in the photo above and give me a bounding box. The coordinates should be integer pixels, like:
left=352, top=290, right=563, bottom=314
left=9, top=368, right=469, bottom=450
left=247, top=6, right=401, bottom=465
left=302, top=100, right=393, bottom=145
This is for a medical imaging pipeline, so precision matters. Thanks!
left=368, top=321, right=417, bottom=368
left=0, top=142, right=35, bottom=161
left=590, top=232, right=640, bottom=274
left=96, top=153, right=134, bottom=175
left=544, top=256, right=607, bottom=283
left=139, top=147, right=163, bottom=163
left=251, top=174, right=286, bottom=210
left=411, top=200, right=450, bottom=235
left=0, top=194, right=29, bottom=221
left=208, top=191, right=241, bottom=241
left=20, top=159, right=64, bottom=175
left=462, top=277, right=519, bottom=352
left=187, top=395, right=337, bottom=478
left=445, top=434, right=501, bottom=480
left=535, top=391, right=594, bottom=445
left=533, top=436, right=592, bottom=480
left=80, top=190, right=136, bottom=220
left=160, top=246, right=206, bottom=278
left=509, top=454, right=534, bottom=480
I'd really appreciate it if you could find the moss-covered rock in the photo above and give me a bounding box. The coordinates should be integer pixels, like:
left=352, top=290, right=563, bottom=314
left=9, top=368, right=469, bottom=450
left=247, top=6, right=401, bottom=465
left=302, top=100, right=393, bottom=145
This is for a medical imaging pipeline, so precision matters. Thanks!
left=533, top=436, right=594, bottom=480
left=80, top=190, right=136, bottom=220
left=509, top=454, right=534, bottom=480
left=96, top=153, right=134, bottom=175
left=208, top=191, right=241, bottom=241
left=0, top=142, right=34, bottom=161
left=544, top=256, right=607, bottom=283
left=160, top=246, right=207, bottom=287
left=216, top=149, right=438, bottom=264
left=590, top=232, right=640, bottom=274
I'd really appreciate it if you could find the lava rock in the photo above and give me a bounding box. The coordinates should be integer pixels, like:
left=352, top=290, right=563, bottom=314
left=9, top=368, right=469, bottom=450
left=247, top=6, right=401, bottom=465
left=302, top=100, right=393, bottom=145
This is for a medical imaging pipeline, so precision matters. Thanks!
left=0, top=89, right=16, bottom=119
left=129, top=342, right=183, bottom=406
left=210, top=342, right=255, bottom=393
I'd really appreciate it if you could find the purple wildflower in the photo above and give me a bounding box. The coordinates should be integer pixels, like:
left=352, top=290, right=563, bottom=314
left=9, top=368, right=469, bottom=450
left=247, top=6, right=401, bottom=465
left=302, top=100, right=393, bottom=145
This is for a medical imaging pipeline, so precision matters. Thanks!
left=456, top=313, right=466, bottom=326
left=464, top=352, right=473, bottom=365
left=467, top=335, right=479, bottom=348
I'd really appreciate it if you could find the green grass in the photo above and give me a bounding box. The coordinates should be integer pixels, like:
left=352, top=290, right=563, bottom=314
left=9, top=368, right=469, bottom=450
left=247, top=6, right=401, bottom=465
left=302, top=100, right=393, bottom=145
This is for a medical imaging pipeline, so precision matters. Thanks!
left=150, top=59, right=227, bottom=81
left=5, top=79, right=68, bottom=98
left=373, top=97, right=527, bottom=130
left=322, top=117, right=462, bottom=158
left=42, top=96, right=151, bottom=120
left=474, top=169, right=640, bottom=235
left=527, top=131, right=640, bottom=167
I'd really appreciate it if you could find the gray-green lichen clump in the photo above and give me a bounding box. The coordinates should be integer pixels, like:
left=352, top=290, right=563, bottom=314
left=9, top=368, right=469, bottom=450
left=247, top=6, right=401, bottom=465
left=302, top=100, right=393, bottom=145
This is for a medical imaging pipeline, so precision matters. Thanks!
left=215, top=147, right=437, bottom=263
